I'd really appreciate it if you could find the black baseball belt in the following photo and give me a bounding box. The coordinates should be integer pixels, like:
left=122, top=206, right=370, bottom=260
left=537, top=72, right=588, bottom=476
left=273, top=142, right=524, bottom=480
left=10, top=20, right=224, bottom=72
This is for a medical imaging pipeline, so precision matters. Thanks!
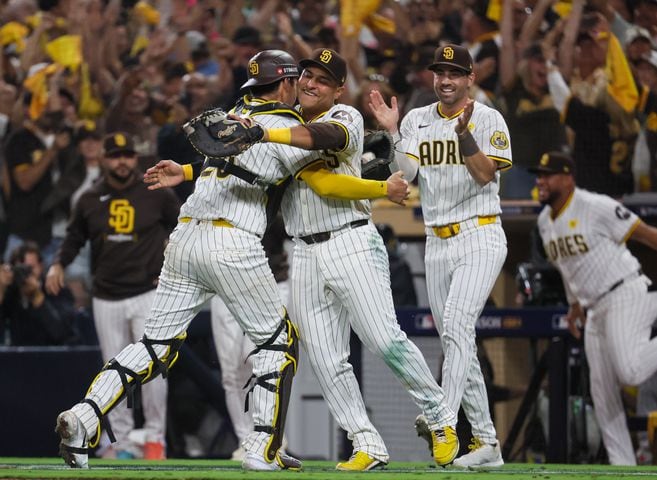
left=299, top=219, right=369, bottom=245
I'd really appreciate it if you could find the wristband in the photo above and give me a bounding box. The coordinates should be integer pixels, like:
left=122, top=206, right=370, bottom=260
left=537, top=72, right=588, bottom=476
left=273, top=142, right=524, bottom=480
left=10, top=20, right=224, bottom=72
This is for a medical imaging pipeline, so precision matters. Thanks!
left=182, top=164, right=194, bottom=181
left=267, top=128, right=292, bottom=145
left=457, top=129, right=479, bottom=157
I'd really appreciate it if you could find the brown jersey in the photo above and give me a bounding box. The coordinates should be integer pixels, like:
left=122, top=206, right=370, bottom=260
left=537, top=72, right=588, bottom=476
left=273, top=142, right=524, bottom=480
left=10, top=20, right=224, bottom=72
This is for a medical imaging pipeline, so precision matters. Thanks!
left=56, top=176, right=180, bottom=300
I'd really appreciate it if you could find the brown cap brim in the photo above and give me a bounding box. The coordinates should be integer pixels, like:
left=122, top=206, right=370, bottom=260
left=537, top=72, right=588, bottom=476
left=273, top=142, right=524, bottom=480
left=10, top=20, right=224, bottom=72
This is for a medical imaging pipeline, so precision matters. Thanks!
left=427, top=61, right=472, bottom=74
left=299, top=59, right=343, bottom=85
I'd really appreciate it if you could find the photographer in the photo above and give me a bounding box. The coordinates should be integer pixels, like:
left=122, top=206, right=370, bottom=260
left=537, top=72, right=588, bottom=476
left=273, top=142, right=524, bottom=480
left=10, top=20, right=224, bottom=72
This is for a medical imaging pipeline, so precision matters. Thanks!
left=1, top=241, right=78, bottom=346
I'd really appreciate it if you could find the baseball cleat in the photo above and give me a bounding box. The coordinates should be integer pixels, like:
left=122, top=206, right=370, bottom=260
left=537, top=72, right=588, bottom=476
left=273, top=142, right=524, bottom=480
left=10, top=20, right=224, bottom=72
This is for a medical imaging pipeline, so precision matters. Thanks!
left=242, top=451, right=280, bottom=471
left=453, top=437, right=504, bottom=468
left=336, top=451, right=387, bottom=471
left=55, top=410, right=89, bottom=469
left=414, top=414, right=459, bottom=466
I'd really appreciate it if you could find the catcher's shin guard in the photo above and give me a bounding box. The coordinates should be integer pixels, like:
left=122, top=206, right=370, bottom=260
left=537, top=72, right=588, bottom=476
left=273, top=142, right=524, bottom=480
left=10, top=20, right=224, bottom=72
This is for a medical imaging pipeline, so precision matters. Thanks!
left=246, top=313, right=299, bottom=463
left=84, top=332, right=186, bottom=447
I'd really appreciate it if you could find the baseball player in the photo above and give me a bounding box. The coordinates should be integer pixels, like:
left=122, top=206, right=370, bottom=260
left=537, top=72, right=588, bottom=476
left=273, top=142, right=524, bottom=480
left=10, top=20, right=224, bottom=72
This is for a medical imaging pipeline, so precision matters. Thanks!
left=46, top=132, right=180, bottom=460
left=369, top=44, right=512, bottom=468
left=532, top=151, right=657, bottom=465
left=82, top=49, right=410, bottom=473
left=223, top=48, right=460, bottom=471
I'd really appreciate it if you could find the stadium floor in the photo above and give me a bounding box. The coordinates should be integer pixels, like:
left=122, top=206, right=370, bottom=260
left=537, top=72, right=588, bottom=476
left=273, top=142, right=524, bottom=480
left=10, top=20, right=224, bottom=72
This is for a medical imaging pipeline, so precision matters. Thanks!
left=2, top=458, right=657, bottom=479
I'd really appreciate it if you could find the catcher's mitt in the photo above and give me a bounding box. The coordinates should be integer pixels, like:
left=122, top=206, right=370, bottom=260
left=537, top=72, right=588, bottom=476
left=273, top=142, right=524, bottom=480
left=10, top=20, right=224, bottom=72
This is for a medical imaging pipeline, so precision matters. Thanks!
left=361, top=130, right=395, bottom=181
left=183, top=108, right=264, bottom=158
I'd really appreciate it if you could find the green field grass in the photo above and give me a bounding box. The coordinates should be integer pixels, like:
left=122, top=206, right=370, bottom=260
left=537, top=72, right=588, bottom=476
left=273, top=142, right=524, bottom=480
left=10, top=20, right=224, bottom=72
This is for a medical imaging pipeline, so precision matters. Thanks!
left=2, top=458, right=657, bottom=480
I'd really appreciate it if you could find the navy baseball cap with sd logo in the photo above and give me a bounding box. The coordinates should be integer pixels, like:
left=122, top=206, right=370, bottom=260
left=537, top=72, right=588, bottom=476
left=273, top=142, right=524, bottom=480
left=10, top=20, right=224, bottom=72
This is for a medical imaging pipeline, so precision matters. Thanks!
left=428, top=44, right=473, bottom=74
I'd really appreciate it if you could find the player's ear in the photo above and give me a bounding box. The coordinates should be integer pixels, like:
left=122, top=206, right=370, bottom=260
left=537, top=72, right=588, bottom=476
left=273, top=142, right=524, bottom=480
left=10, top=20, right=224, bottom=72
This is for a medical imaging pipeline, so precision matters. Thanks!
left=334, top=85, right=345, bottom=101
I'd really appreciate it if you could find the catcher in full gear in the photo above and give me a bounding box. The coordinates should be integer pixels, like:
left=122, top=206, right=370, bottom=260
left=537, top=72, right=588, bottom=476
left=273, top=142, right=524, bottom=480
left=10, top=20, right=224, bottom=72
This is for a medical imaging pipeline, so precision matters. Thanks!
left=132, top=49, right=410, bottom=471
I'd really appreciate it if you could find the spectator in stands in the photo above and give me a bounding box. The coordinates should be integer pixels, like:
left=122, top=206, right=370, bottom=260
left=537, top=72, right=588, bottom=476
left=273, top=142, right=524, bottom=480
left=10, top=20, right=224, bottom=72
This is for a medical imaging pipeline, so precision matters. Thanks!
left=461, top=0, right=501, bottom=99
left=548, top=5, right=639, bottom=196
left=3, top=75, right=69, bottom=266
left=498, top=0, right=567, bottom=199
left=2, top=240, right=78, bottom=346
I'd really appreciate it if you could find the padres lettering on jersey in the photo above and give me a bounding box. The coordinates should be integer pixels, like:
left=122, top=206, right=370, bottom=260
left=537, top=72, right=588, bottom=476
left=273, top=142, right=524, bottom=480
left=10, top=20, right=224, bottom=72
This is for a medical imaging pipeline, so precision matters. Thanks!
left=400, top=101, right=512, bottom=226
left=418, top=140, right=464, bottom=166
left=537, top=188, right=641, bottom=306
left=545, top=234, right=589, bottom=262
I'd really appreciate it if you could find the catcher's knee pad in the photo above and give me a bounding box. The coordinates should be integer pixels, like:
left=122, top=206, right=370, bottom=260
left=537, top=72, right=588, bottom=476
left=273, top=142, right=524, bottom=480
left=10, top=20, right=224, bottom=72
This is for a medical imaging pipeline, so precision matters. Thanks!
left=246, top=312, right=299, bottom=463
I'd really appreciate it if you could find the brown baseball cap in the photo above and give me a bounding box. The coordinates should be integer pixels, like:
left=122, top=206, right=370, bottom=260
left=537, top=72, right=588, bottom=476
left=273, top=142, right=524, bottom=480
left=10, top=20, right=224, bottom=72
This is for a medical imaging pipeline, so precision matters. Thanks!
left=299, top=48, right=347, bottom=86
left=528, top=152, right=575, bottom=175
left=104, top=132, right=136, bottom=157
left=428, top=44, right=473, bottom=74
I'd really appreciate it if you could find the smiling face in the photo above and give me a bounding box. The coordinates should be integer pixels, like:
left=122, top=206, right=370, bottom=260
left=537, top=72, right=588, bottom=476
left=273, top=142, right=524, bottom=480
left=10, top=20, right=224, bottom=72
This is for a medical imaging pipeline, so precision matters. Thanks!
left=297, top=66, right=344, bottom=118
left=535, top=172, right=574, bottom=207
left=432, top=67, right=474, bottom=112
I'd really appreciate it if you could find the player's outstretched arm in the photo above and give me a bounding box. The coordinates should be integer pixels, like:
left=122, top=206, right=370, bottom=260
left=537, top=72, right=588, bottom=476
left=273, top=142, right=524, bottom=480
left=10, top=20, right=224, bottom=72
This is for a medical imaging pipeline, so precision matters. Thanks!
left=368, top=90, right=419, bottom=182
left=299, top=164, right=410, bottom=206
left=144, top=159, right=187, bottom=189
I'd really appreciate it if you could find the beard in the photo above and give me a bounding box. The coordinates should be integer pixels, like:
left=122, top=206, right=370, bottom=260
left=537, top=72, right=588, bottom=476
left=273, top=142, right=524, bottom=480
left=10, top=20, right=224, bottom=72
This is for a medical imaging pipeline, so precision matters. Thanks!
left=108, top=169, right=134, bottom=184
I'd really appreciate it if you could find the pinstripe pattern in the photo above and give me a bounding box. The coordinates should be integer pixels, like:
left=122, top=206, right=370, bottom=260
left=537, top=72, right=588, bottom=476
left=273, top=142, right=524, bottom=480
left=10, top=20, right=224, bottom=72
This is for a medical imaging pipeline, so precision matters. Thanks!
left=92, top=290, right=167, bottom=448
left=585, top=281, right=657, bottom=465
left=282, top=104, right=370, bottom=237
left=289, top=222, right=456, bottom=461
left=181, top=114, right=319, bottom=236
left=74, top=223, right=290, bottom=456
left=537, top=188, right=641, bottom=307
left=425, top=221, right=507, bottom=444
left=396, top=99, right=511, bottom=450
left=71, top=111, right=317, bottom=458
left=538, top=188, right=657, bottom=465
left=399, top=102, right=511, bottom=225
left=210, top=281, right=291, bottom=444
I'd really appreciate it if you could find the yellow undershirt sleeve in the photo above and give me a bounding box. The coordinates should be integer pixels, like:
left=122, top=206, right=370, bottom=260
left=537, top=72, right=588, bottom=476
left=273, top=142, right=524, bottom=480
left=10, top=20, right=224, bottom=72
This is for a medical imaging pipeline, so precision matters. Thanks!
left=299, top=167, right=388, bottom=200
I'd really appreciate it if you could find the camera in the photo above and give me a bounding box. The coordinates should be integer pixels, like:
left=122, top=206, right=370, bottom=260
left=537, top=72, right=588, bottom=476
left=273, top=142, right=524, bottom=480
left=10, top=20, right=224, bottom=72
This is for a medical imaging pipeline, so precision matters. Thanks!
left=12, top=264, right=33, bottom=286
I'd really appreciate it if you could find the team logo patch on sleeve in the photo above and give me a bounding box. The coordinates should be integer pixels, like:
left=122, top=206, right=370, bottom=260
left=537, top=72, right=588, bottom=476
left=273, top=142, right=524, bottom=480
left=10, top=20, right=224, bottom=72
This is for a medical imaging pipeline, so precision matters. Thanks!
left=615, top=206, right=631, bottom=220
left=331, top=110, right=353, bottom=123
left=490, top=131, right=509, bottom=150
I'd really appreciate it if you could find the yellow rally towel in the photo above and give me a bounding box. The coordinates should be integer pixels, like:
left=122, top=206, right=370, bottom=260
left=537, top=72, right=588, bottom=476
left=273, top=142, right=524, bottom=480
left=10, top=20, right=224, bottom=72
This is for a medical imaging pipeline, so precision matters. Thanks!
left=340, top=0, right=394, bottom=37
left=23, top=63, right=59, bottom=120
left=605, top=32, right=639, bottom=113
left=0, top=22, right=29, bottom=52
left=130, top=34, right=149, bottom=57
left=78, top=63, right=104, bottom=119
left=486, top=0, right=501, bottom=22
left=45, top=35, right=82, bottom=71
left=134, top=1, right=160, bottom=26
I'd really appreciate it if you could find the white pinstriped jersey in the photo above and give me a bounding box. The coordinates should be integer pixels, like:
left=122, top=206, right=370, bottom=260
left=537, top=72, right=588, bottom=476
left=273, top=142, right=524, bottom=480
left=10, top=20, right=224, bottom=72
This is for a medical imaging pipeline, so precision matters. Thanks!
left=179, top=113, right=319, bottom=236
left=281, top=104, right=368, bottom=237
left=400, top=101, right=512, bottom=226
left=537, top=188, right=642, bottom=307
